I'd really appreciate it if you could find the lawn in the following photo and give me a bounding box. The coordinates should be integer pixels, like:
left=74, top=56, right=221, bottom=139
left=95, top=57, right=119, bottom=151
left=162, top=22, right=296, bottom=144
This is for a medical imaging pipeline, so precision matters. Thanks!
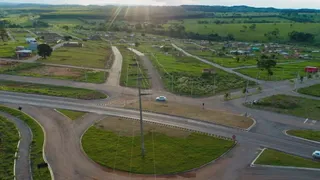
left=137, top=43, right=255, bottom=96
left=0, top=105, right=51, bottom=180
left=38, top=41, right=112, bottom=68
left=56, top=109, right=86, bottom=120
left=255, top=149, right=320, bottom=168
left=0, top=116, right=19, bottom=179
left=0, top=80, right=107, bottom=100
left=0, top=62, right=107, bottom=84
left=82, top=117, right=234, bottom=174
left=119, top=46, right=150, bottom=89
left=236, top=61, right=320, bottom=81
left=125, top=99, right=253, bottom=129
left=0, top=42, right=26, bottom=58
left=287, top=130, right=320, bottom=142
left=298, top=84, right=320, bottom=97
left=248, top=94, right=320, bottom=120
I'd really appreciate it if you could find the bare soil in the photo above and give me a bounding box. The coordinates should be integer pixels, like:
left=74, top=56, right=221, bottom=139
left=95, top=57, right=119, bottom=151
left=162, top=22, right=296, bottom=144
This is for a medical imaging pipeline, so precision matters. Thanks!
left=20, top=66, right=83, bottom=77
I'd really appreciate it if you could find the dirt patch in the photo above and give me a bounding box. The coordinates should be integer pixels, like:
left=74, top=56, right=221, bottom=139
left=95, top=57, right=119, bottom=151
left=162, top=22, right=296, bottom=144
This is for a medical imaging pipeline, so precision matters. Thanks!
left=0, top=61, right=19, bottom=67
left=95, top=116, right=191, bottom=138
left=125, top=98, right=253, bottom=129
left=20, top=65, right=83, bottom=77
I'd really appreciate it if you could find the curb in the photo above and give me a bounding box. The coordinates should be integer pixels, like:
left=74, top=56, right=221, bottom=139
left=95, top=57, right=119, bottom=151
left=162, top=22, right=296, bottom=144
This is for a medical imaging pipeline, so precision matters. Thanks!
left=13, top=130, right=21, bottom=180
left=54, top=109, right=87, bottom=121
left=283, top=130, right=320, bottom=145
left=246, top=117, right=257, bottom=131
left=250, top=148, right=266, bottom=167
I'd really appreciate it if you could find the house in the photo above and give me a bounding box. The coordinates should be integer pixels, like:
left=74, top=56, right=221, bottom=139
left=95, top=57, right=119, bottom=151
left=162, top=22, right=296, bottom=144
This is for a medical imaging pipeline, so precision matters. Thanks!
left=28, top=42, right=38, bottom=51
left=25, top=37, right=37, bottom=44
left=16, top=46, right=25, bottom=51
left=16, top=50, right=32, bottom=58
left=305, top=66, right=318, bottom=73
left=63, top=42, right=83, bottom=47
left=251, top=47, right=260, bottom=51
left=202, top=68, right=216, bottom=74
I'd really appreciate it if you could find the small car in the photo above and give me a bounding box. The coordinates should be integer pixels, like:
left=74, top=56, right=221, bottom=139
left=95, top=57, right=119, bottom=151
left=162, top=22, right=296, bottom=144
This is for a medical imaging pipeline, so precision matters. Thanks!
left=156, top=96, right=167, bottom=102
left=312, top=150, right=320, bottom=159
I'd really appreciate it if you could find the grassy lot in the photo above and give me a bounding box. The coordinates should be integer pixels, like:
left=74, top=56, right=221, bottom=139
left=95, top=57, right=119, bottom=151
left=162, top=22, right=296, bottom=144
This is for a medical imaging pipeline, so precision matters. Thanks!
left=82, top=117, right=234, bottom=174
left=0, top=42, right=26, bottom=58
left=0, top=105, right=51, bottom=180
left=38, top=41, right=112, bottom=68
left=255, top=149, right=320, bottom=168
left=247, top=94, right=320, bottom=120
left=298, top=84, right=320, bottom=97
left=56, top=109, right=86, bottom=120
left=136, top=43, right=255, bottom=96
left=10, top=29, right=35, bottom=42
left=0, top=62, right=107, bottom=84
left=119, top=46, right=150, bottom=89
left=236, top=61, right=320, bottom=81
left=126, top=98, right=253, bottom=129
left=0, top=80, right=107, bottom=100
left=287, top=130, right=320, bottom=142
left=0, top=116, right=19, bottom=179
left=41, top=18, right=84, bottom=26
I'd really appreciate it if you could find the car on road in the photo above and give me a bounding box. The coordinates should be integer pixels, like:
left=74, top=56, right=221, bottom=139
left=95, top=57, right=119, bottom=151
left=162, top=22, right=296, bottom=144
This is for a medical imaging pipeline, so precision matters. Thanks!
left=156, top=96, right=167, bottom=102
left=312, top=151, right=320, bottom=159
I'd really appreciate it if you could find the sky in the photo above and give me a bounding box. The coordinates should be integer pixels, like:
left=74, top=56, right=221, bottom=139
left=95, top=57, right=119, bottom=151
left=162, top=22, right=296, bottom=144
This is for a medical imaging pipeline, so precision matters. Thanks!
left=1, top=0, right=320, bottom=9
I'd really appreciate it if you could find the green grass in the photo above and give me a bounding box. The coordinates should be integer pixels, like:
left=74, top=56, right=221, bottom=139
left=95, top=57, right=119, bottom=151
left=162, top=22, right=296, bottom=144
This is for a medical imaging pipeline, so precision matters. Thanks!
left=248, top=94, right=320, bottom=120
left=236, top=61, right=320, bottom=81
left=0, top=116, right=20, bottom=179
left=119, top=46, right=150, bottom=89
left=136, top=43, right=255, bottom=96
left=10, top=30, right=35, bottom=42
left=0, top=80, right=107, bottom=100
left=255, top=149, right=320, bottom=168
left=38, top=41, right=112, bottom=68
left=287, top=130, right=320, bottom=142
left=0, top=105, right=51, bottom=180
left=56, top=109, right=86, bottom=120
left=41, top=18, right=84, bottom=26
left=298, top=84, right=320, bottom=97
left=0, top=42, right=26, bottom=58
left=82, top=124, right=234, bottom=174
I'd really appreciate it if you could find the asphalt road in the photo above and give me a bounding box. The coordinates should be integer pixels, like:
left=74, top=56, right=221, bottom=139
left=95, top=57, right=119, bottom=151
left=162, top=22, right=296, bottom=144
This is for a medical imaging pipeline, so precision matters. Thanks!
left=106, top=46, right=123, bottom=87
left=0, top=112, right=32, bottom=180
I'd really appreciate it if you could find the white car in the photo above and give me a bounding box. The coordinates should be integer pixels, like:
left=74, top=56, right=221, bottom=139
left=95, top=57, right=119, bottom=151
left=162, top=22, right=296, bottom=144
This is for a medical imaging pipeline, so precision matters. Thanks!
left=156, top=96, right=167, bottom=102
left=312, top=150, right=320, bottom=159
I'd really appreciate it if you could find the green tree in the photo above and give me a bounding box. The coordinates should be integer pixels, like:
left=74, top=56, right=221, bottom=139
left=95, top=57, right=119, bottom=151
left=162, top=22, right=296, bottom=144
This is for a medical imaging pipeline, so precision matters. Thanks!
left=0, top=28, right=8, bottom=41
left=135, top=42, right=140, bottom=47
left=64, top=36, right=72, bottom=41
left=249, top=24, right=256, bottom=31
left=62, top=25, right=69, bottom=31
left=37, top=44, right=53, bottom=59
left=257, top=55, right=277, bottom=78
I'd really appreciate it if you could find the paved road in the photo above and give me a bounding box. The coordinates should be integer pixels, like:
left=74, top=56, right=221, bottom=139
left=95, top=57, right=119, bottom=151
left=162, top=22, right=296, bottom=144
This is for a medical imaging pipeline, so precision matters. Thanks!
left=231, top=60, right=307, bottom=70
left=0, top=112, right=32, bottom=180
left=106, top=46, right=122, bottom=87
left=129, top=48, right=165, bottom=91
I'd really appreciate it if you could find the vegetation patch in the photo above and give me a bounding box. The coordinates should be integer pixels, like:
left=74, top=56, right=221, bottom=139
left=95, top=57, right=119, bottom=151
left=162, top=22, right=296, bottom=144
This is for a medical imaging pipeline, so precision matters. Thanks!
left=287, top=130, right=320, bottom=142
left=56, top=109, right=86, bottom=120
left=0, top=42, right=26, bottom=58
left=82, top=117, right=235, bottom=174
left=0, top=116, right=20, bottom=179
left=298, top=84, right=320, bottom=97
left=247, top=94, right=320, bottom=120
left=255, top=149, right=320, bottom=168
left=0, top=80, right=107, bottom=100
left=0, top=105, right=51, bottom=180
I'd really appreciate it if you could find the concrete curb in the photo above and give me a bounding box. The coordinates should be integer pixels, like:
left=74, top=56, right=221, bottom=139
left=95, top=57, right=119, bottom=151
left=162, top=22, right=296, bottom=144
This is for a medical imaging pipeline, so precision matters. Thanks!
left=247, top=117, right=257, bottom=131
left=250, top=148, right=266, bottom=167
left=79, top=116, right=236, bottom=176
left=13, top=130, right=21, bottom=180
left=53, top=109, right=87, bottom=121
left=283, top=130, right=320, bottom=145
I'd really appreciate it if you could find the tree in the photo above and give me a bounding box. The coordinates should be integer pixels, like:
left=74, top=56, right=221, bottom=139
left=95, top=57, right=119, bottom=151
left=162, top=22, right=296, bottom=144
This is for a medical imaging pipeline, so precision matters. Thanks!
left=0, top=28, right=8, bottom=41
left=37, top=44, right=53, bottom=59
left=236, top=57, right=240, bottom=63
left=62, top=25, right=69, bottom=31
left=243, top=25, right=247, bottom=31
left=249, top=24, right=256, bottom=31
left=135, top=23, right=142, bottom=30
left=257, top=55, right=277, bottom=78
left=64, top=36, right=72, bottom=41
left=135, top=42, right=140, bottom=47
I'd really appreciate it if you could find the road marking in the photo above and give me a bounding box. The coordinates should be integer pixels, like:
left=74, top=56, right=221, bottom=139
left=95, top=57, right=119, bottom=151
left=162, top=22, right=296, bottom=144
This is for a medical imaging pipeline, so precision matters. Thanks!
left=304, top=118, right=309, bottom=124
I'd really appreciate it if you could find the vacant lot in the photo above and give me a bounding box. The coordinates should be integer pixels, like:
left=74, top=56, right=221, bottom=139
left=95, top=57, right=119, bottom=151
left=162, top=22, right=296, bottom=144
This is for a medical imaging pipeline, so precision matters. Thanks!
left=39, top=41, right=112, bottom=68
left=0, top=80, right=107, bottom=100
left=248, top=94, right=320, bottom=120
left=137, top=43, right=254, bottom=96
left=287, top=130, right=320, bottom=142
left=82, top=117, right=234, bottom=174
left=236, top=61, right=320, bottom=81
left=298, top=84, right=320, bottom=97
left=255, top=149, right=320, bottom=168
left=126, top=98, right=253, bottom=129
left=56, top=109, right=86, bottom=120
left=10, top=29, right=35, bottom=42
left=0, top=116, right=19, bottom=179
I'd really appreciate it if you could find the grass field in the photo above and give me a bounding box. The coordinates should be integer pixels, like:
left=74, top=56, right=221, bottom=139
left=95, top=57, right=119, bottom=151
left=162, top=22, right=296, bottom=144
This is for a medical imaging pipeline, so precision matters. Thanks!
left=41, top=18, right=84, bottom=26
left=82, top=117, right=234, bottom=174
left=255, top=149, right=320, bottom=168
left=0, top=116, right=19, bottom=179
left=287, top=130, right=320, bottom=142
left=298, top=84, right=320, bottom=97
left=236, top=61, right=320, bottom=81
left=0, top=62, right=107, bottom=84
left=10, top=29, right=35, bottom=42
left=56, top=109, right=86, bottom=120
left=119, top=46, right=150, bottom=89
left=0, top=80, right=107, bottom=100
left=0, top=42, right=26, bottom=58
left=38, top=41, right=112, bottom=68
left=0, top=105, right=51, bottom=180
left=248, top=94, right=320, bottom=120
left=125, top=98, right=253, bottom=129
left=137, top=43, right=254, bottom=96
